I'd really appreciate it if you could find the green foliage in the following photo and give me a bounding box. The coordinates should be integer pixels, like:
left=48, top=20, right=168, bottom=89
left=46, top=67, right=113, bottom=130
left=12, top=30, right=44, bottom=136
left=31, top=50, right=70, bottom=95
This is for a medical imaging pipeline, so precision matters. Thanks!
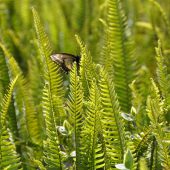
left=67, top=64, right=84, bottom=169
left=102, top=0, right=137, bottom=113
left=99, top=67, right=126, bottom=168
left=32, top=7, right=65, bottom=125
left=155, top=40, right=170, bottom=122
left=42, top=84, right=62, bottom=169
left=0, top=76, right=23, bottom=170
left=0, top=43, right=42, bottom=145
left=81, top=79, right=105, bottom=169
left=146, top=79, right=170, bottom=169
left=0, top=0, right=170, bottom=170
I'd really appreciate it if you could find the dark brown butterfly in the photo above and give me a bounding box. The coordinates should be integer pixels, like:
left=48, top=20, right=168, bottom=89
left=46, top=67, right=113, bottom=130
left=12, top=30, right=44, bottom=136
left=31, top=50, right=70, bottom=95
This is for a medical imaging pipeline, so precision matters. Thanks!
left=50, top=53, right=80, bottom=73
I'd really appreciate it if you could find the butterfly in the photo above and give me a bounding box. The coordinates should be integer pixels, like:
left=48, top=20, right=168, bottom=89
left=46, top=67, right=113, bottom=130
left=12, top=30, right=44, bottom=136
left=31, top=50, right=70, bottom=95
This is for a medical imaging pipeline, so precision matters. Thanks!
left=50, top=53, right=80, bottom=73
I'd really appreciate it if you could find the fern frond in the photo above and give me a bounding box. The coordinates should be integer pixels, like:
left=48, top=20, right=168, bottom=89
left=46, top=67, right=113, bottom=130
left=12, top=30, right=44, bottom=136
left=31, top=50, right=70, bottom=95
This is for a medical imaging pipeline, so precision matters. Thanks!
left=67, top=64, right=84, bottom=169
left=32, top=8, right=65, bottom=125
left=0, top=126, right=23, bottom=170
left=0, top=42, right=41, bottom=144
left=129, top=66, right=151, bottom=129
left=155, top=40, right=170, bottom=121
left=0, top=75, right=18, bottom=126
left=0, top=47, right=20, bottom=141
left=147, top=79, right=164, bottom=123
left=0, top=48, right=10, bottom=109
left=75, top=35, right=96, bottom=97
left=139, top=158, right=149, bottom=170
left=98, top=67, right=126, bottom=167
left=133, top=128, right=152, bottom=162
left=146, top=79, right=170, bottom=169
left=32, top=159, right=46, bottom=170
left=42, top=84, right=62, bottom=169
left=32, top=8, right=53, bottom=59
left=0, top=48, right=9, bottom=92
left=0, top=76, right=22, bottom=170
left=81, top=79, right=105, bottom=169
left=104, top=0, right=136, bottom=113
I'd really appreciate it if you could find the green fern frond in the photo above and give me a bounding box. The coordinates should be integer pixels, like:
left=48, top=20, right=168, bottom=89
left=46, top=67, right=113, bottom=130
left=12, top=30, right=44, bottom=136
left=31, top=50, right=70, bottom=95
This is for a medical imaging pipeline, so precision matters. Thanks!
left=42, top=84, right=62, bottom=169
left=0, top=126, right=23, bottom=170
left=129, top=66, right=151, bottom=129
left=98, top=67, right=126, bottom=167
left=0, top=48, right=10, bottom=108
left=139, top=158, right=149, bottom=170
left=0, top=75, right=18, bottom=126
left=146, top=79, right=170, bottom=169
left=32, top=8, right=53, bottom=59
left=147, top=79, right=164, bottom=123
left=0, top=42, right=41, bottom=144
left=75, top=35, right=95, bottom=97
left=0, top=47, right=20, bottom=140
left=67, top=64, right=84, bottom=169
left=155, top=40, right=170, bottom=122
left=32, top=8, right=65, bottom=124
left=32, top=159, right=46, bottom=170
left=0, top=76, right=23, bottom=170
left=130, top=127, right=154, bottom=170
left=81, top=79, right=105, bottom=169
left=0, top=48, right=9, bottom=89
left=104, top=0, right=136, bottom=113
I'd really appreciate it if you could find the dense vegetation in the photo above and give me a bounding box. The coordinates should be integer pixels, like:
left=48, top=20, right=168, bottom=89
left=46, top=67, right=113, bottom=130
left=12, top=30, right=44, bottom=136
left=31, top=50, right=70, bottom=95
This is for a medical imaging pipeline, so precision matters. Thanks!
left=0, top=0, right=170, bottom=169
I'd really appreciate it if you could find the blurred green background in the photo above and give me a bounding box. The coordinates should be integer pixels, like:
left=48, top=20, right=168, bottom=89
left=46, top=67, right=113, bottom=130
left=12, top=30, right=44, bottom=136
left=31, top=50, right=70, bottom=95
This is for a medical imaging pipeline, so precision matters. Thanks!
left=0, top=0, right=170, bottom=169
left=0, top=0, right=170, bottom=74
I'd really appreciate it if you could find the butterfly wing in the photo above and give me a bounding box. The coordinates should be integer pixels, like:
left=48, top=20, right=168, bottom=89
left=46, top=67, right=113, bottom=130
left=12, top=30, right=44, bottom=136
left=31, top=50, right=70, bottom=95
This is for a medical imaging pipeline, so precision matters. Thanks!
left=50, top=54, right=64, bottom=64
left=50, top=53, right=78, bottom=72
left=63, top=57, right=76, bottom=71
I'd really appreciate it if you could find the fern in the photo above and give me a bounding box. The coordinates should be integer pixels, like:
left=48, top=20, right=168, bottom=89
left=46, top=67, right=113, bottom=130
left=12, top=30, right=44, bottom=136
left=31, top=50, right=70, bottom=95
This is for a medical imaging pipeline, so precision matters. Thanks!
left=0, top=76, right=18, bottom=131
left=146, top=79, right=170, bottom=169
left=0, top=48, right=10, bottom=110
left=129, top=66, right=151, bottom=129
left=155, top=40, right=170, bottom=122
left=42, top=84, right=62, bottom=169
left=103, top=0, right=136, bottom=113
left=0, top=47, right=20, bottom=145
left=133, top=128, right=152, bottom=160
left=0, top=1, right=170, bottom=169
left=0, top=43, right=42, bottom=146
left=0, top=48, right=9, bottom=90
left=139, top=158, right=149, bottom=170
left=81, top=79, right=105, bottom=169
left=0, top=76, right=23, bottom=170
left=98, top=67, right=126, bottom=168
left=32, top=8, right=65, bottom=125
left=76, top=35, right=96, bottom=98
left=67, top=64, right=84, bottom=169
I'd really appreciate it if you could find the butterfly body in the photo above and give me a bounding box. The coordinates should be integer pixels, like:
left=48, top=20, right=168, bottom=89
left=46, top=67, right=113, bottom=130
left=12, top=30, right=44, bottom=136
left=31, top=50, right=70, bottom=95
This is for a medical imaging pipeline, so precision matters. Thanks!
left=50, top=53, right=80, bottom=72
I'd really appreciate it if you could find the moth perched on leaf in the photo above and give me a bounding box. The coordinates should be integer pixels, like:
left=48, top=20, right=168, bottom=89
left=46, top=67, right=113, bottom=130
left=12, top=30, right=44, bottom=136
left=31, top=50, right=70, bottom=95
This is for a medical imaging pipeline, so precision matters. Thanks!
left=50, top=53, right=80, bottom=73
